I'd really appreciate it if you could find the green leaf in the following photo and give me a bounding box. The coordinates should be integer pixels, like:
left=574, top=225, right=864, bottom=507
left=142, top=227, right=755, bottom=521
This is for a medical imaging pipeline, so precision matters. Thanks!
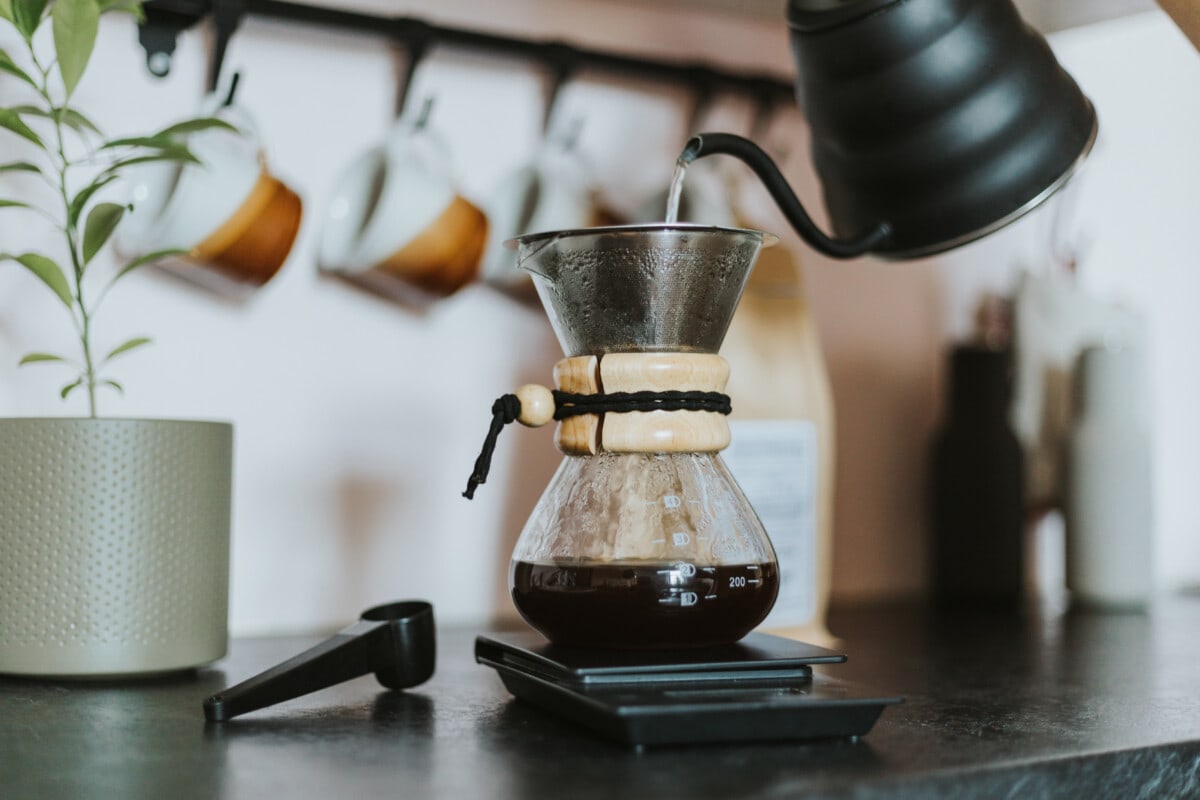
left=98, top=0, right=142, bottom=20
left=101, top=378, right=122, bottom=394
left=101, top=133, right=196, bottom=152
left=15, top=105, right=103, bottom=137
left=154, top=117, right=238, bottom=138
left=121, top=148, right=199, bottom=165
left=60, top=107, right=102, bottom=137
left=82, top=201, right=124, bottom=264
left=0, top=0, right=14, bottom=23
left=101, top=134, right=175, bottom=149
left=0, top=107, right=43, bottom=147
left=1, top=251, right=74, bottom=307
left=109, top=246, right=185, bottom=286
left=0, top=199, right=31, bottom=208
left=0, top=161, right=41, bottom=174
left=0, top=48, right=39, bottom=89
left=60, top=377, right=83, bottom=399
left=67, top=173, right=115, bottom=226
left=103, top=335, right=150, bottom=363
left=18, top=352, right=66, bottom=366
left=12, top=0, right=47, bottom=39
left=99, top=150, right=200, bottom=179
left=52, top=0, right=100, bottom=98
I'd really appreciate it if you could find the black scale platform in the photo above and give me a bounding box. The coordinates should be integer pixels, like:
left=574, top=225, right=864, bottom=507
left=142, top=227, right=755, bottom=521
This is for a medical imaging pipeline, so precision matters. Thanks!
left=475, top=632, right=902, bottom=748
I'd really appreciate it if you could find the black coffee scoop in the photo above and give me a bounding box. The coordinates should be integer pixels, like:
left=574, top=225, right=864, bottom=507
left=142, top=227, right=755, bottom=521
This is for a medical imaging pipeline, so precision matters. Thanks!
left=203, top=600, right=435, bottom=722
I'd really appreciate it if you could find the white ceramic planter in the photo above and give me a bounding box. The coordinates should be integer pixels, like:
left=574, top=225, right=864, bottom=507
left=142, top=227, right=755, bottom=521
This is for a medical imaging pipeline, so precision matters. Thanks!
left=0, top=418, right=233, bottom=677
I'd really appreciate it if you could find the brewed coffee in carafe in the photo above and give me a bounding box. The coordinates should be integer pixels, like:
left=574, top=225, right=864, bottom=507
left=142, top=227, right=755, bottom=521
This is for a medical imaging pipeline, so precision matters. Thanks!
left=469, top=224, right=779, bottom=649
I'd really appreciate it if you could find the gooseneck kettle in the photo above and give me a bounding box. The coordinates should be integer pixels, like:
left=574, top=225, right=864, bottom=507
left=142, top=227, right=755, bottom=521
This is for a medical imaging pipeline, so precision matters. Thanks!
left=683, top=0, right=1098, bottom=259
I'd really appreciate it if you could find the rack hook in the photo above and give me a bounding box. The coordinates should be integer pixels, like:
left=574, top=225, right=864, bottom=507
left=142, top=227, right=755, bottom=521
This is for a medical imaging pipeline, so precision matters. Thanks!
left=139, top=0, right=210, bottom=79
left=555, top=116, right=585, bottom=152
left=391, top=18, right=434, bottom=120
left=539, top=41, right=577, bottom=136
left=748, top=81, right=792, bottom=162
left=207, top=0, right=246, bottom=94
left=412, top=96, right=435, bottom=131
left=220, top=70, right=241, bottom=108
left=748, top=82, right=776, bottom=145
left=684, top=67, right=719, bottom=136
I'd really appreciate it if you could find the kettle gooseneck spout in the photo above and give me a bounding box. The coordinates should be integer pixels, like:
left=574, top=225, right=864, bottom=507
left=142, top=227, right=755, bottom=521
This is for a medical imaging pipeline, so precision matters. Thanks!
left=680, top=132, right=892, bottom=260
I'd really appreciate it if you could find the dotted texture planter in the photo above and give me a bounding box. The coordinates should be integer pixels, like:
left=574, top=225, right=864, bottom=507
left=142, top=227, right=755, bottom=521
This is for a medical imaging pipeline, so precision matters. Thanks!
left=0, top=419, right=232, bottom=677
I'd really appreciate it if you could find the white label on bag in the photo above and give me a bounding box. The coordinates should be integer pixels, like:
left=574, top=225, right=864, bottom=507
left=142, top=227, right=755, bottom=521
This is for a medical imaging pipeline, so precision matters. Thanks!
left=722, top=420, right=818, bottom=627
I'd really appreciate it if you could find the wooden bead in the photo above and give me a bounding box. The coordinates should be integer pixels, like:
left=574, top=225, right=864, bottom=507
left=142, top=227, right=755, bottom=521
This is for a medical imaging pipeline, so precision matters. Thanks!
left=515, top=384, right=555, bottom=427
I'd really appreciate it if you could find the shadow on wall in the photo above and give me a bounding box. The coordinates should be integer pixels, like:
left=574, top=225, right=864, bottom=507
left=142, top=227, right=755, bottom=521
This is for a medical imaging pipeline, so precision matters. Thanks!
left=816, top=258, right=946, bottom=605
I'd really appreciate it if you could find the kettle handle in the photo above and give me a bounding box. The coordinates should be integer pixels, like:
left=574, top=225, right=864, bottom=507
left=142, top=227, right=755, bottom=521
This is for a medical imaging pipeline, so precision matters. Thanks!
left=681, top=132, right=891, bottom=259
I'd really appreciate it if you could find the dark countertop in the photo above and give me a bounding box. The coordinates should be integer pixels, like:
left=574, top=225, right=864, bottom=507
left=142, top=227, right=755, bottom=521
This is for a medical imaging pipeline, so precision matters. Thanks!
left=3, top=597, right=1200, bottom=799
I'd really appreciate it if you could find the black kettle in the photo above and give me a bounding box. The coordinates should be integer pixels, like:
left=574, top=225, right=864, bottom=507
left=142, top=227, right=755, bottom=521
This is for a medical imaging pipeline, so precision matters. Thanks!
left=683, top=0, right=1097, bottom=260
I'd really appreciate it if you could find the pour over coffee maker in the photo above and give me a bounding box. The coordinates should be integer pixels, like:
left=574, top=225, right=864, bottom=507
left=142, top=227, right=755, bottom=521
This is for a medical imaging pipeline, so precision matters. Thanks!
left=525, top=224, right=777, bottom=652
left=466, top=223, right=901, bottom=745
left=465, top=223, right=781, bottom=649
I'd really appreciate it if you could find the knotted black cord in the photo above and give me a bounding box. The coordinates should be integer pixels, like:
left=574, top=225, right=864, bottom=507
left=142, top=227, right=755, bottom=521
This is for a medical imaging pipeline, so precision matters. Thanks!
left=461, top=390, right=731, bottom=499
left=551, top=390, right=731, bottom=417
left=462, top=394, right=521, bottom=499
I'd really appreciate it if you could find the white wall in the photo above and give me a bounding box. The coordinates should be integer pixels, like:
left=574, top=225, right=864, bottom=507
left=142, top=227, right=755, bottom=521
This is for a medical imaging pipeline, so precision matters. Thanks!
left=1, top=2, right=1196, bottom=635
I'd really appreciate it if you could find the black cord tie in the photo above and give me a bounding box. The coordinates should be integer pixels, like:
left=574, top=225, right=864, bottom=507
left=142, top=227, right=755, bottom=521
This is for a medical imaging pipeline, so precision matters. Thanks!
left=462, top=394, right=521, bottom=500
left=462, top=389, right=731, bottom=500
left=551, top=389, right=731, bottom=417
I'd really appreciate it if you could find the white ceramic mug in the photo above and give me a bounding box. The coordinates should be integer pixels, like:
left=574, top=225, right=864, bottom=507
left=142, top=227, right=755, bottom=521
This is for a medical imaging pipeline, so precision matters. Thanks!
left=479, top=132, right=596, bottom=294
left=118, top=99, right=302, bottom=289
left=318, top=112, right=487, bottom=300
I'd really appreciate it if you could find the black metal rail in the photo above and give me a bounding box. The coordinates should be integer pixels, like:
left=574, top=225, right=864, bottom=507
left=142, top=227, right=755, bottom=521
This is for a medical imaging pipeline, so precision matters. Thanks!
left=141, top=0, right=796, bottom=108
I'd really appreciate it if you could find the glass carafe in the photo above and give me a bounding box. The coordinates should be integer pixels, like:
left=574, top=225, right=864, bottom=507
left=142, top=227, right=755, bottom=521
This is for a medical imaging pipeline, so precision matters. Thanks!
left=507, top=224, right=779, bottom=649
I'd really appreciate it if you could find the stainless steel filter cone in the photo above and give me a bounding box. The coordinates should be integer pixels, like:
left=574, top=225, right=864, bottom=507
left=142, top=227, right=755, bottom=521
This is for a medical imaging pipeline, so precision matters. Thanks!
left=513, top=224, right=774, bottom=356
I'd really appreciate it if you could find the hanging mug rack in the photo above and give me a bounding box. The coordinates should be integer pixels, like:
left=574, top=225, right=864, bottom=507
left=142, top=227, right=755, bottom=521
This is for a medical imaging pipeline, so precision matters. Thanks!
left=135, top=0, right=796, bottom=304
left=138, top=0, right=795, bottom=101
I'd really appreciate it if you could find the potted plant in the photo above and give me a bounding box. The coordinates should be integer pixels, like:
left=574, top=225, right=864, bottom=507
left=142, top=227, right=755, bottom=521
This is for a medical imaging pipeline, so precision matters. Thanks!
left=0, top=0, right=235, bottom=677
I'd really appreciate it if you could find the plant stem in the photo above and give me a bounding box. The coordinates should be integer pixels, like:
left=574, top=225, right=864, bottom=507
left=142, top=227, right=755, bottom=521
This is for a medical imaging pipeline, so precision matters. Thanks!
left=58, top=145, right=99, bottom=419
left=32, top=48, right=98, bottom=418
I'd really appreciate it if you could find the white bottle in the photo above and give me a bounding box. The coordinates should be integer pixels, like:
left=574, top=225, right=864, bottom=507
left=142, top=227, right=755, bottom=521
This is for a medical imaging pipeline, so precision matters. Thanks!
left=721, top=245, right=835, bottom=644
left=1064, top=345, right=1154, bottom=609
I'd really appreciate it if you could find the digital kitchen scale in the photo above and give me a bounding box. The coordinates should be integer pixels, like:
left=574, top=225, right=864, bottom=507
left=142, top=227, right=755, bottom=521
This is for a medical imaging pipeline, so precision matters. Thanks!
left=476, top=632, right=902, bottom=748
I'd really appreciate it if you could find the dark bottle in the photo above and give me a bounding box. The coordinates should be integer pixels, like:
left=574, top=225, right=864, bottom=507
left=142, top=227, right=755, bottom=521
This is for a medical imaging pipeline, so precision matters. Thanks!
left=931, top=346, right=1025, bottom=609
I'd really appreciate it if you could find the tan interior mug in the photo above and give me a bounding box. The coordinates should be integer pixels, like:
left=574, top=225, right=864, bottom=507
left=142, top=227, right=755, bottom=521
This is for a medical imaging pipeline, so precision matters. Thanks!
left=317, top=109, right=488, bottom=304
left=119, top=100, right=302, bottom=292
